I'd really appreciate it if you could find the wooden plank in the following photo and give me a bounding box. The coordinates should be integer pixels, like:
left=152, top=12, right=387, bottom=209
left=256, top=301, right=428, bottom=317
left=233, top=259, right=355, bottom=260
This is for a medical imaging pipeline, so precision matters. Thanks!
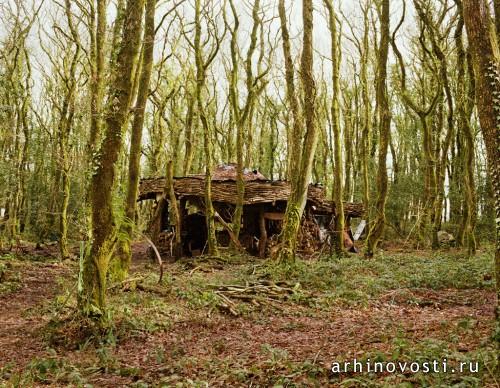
left=353, top=219, right=366, bottom=241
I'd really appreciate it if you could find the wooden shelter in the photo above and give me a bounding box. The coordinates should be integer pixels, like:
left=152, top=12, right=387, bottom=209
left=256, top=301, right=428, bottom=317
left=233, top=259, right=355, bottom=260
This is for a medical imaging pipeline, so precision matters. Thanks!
left=138, top=164, right=364, bottom=258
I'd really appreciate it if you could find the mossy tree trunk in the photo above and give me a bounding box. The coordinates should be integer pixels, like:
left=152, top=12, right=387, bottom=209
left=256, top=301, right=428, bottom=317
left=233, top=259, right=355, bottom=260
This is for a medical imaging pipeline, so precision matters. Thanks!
left=463, top=0, right=500, bottom=363
left=0, top=5, right=38, bottom=245
left=360, top=1, right=372, bottom=231
left=323, top=0, right=344, bottom=254
left=87, top=0, right=107, bottom=158
left=80, top=0, right=145, bottom=316
left=277, top=0, right=319, bottom=263
left=113, top=0, right=156, bottom=281
left=182, top=79, right=197, bottom=176
left=193, top=0, right=222, bottom=256
left=413, top=1, right=456, bottom=250
left=225, top=0, right=266, bottom=242
left=278, top=0, right=303, bottom=187
left=364, top=0, right=391, bottom=258
left=390, top=6, right=441, bottom=248
left=56, top=0, right=82, bottom=261
left=454, top=0, right=477, bottom=255
left=166, top=160, right=181, bottom=249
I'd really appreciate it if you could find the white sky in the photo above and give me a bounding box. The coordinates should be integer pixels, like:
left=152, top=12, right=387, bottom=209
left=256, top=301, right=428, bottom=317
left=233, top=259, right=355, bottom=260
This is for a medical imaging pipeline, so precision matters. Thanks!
left=1, top=0, right=416, bottom=102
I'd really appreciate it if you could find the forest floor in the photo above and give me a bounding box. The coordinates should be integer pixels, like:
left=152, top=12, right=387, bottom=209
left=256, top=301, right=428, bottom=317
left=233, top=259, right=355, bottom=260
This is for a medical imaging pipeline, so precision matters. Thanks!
left=0, top=242, right=498, bottom=387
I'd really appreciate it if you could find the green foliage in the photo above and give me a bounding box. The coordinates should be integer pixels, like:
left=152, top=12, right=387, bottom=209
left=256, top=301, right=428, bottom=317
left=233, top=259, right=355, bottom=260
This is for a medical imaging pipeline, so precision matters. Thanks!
left=46, top=285, right=174, bottom=351
left=2, top=248, right=496, bottom=387
left=318, top=250, right=493, bottom=306
left=259, top=249, right=494, bottom=309
left=175, top=288, right=219, bottom=309
left=0, top=255, right=22, bottom=294
left=261, top=256, right=341, bottom=290
left=1, top=351, right=86, bottom=387
left=333, top=338, right=498, bottom=387
left=111, top=293, right=172, bottom=335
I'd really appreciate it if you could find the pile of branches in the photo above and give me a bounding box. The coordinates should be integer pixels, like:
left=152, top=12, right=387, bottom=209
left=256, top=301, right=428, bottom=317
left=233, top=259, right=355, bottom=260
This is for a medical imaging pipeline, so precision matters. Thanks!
left=208, top=280, right=310, bottom=316
left=297, top=218, right=323, bottom=255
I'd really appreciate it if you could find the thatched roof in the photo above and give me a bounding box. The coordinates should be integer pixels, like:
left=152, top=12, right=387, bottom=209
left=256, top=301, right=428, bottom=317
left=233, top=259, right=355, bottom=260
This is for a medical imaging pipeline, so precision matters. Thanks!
left=138, top=165, right=364, bottom=217
left=190, top=163, right=268, bottom=181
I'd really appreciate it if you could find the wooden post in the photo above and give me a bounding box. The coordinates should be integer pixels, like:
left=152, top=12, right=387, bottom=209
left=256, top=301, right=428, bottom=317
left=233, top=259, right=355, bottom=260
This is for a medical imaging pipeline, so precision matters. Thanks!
left=166, top=161, right=182, bottom=257
left=259, top=209, right=267, bottom=258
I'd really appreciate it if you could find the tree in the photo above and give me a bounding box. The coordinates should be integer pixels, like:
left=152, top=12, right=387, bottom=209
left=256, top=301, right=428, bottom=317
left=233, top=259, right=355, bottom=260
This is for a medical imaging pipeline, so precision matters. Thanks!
left=413, top=0, right=456, bottom=250
left=360, top=1, right=373, bottom=230
left=80, top=0, right=145, bottom=315
left=462, top=0, right=500, bottom=358
left=278, top=0, right=302, bottom=185
left=87, top=0, right=107, bottom=157
left=0, top=1, right=41, bottom=245
left=113, top=0, right=157, bottom=281
left=454, top=0, right=477, bottom=255
left=277, top=0, right=320, bottom=263
left=364, top=0, right=391, bottom=257
left=224, top=0, right=267, bottom=241
left=191, top=0, right=224, bottom=255
left=54, top=0, right=83, bottom=260
left=323, top=0, right=345, bottom=253
left=391, top=3, right=441, bottom=248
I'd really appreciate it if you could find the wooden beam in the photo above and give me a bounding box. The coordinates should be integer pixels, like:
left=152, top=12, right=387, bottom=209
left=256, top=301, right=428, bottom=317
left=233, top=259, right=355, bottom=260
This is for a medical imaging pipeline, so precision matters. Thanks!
left=259, top=210, right=267, bottom=258
left=263, top=212, right=285, bottom=220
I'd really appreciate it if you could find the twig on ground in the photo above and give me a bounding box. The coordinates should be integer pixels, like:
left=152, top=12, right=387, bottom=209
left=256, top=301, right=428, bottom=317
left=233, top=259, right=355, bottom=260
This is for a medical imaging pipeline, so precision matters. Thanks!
left=107, top=276, right=144, bottom=291
left=136, top=283, right=171, bottom=297
left=141, top=234, right=163, bottom=283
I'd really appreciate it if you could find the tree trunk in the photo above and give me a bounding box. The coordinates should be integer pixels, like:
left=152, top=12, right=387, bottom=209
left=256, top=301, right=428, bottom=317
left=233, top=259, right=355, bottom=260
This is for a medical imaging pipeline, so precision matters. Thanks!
left=59, top=0, right=81, bottom=261
left=463, top=0, right=500, bottom=361
left=455, top=0, right=477, bottom=255
left=226, top=0, right=262, bottom=242
left=277, top=0, right=319, bottom=263
left=324, top=0, right=344, bottom=254
left=365, top=0, right=391, bottom=257
left=193, top=0, right=218, bottom=255
left=80, top=0, right=144, bottom=316
left=182, top=84, right=196, bottom=175
left=87, top=0, right=107, bottom=157
left=278, top=0, right=302, bottom=186
left=113, top=0, right=156, bottom=281
left=360, top=2, right=371, bottom=230
left=413, top=0, right=455, bottom=250
left=391, top=5, right=441, bottom=248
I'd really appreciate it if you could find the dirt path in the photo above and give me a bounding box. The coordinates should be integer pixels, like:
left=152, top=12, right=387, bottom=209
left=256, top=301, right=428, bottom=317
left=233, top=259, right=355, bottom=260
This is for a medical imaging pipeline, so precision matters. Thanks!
left=0, top=262, right=69, bottom=371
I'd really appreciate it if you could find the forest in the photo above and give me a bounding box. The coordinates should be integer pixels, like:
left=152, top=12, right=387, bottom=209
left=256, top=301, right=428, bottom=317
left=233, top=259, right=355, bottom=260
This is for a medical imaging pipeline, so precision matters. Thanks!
left=0, top=0, right=499, bottom=386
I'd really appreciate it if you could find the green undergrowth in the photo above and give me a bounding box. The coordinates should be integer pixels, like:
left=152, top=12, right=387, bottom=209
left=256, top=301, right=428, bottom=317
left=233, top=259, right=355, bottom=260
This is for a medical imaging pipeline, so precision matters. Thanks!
left=0, top=250, right=59, bottom=263
left=1, top=246, right=497, bottom=387
left=273, top=248, right=493, bottom=289
left=0, top=251, right=61, bottom=296
left=0, top=252, right=38, bottom=294
left=330, top=337, right=498, bottom=387
left=0, top=261, right=22, bottom=294
left=248, top=248, right=493, bottom=308
left=137, top=247, right=495, bottom=313
left=133, top=338, right=498, bottom=387
left=43, top=279, right=177, bottom=350
left=29, top=247, right=497, bottom=352
left=0, top=350, right=87, bottom=387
